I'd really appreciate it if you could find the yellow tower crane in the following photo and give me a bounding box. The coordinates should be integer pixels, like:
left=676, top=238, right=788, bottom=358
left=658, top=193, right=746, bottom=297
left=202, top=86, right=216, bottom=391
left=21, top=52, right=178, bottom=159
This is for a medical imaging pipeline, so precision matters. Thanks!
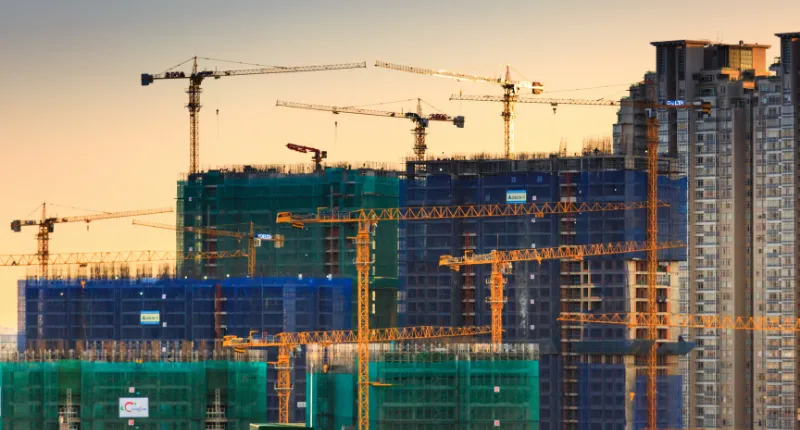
left=276, top=99, right=465, bottom=160
left=439, top=241, right=686, bottom=345
left=222, top=325, right=492, bottom=424
left=141, top=57, right=366, bottom=174
left=277, top=199, right=663, bottom=430
left=449, top=90, right=710, bottom=430
left=375, top=61, right=543, bottom=159
left=10, top=204, right=173, bottom=277
left=131, top=220, right=284, bottom=277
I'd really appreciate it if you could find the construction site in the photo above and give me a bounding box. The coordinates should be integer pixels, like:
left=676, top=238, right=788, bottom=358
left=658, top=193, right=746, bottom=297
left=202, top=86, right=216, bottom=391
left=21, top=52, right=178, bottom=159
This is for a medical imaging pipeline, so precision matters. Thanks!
left=6, top=29, right=800, bottom=430
left=0, top=56, right=703, bottom=430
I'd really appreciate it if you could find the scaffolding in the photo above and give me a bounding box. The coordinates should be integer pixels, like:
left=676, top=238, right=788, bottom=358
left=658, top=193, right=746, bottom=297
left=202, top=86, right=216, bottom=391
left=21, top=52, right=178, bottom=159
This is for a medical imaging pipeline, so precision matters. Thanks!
left=177, top=166, right=400, bottom=280
left=400, top=153, right=688, bottom=430
left=306, top=343, right=540, bottom=430
left=177, top=166, right=402, bottom=330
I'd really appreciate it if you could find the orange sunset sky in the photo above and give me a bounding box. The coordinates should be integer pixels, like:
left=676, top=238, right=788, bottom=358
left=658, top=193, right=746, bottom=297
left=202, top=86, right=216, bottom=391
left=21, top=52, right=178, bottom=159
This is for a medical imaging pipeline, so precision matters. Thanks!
left=1, top=0, right=799, bottom=329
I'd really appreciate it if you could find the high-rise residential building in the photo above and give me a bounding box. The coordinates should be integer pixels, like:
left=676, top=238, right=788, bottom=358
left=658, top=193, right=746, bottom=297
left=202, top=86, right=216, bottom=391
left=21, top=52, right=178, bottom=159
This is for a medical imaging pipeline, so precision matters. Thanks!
left=399, top=153, right=688, bottom=430
left=615, top=33, right=800, bottom=430
left=750, top=32, right=800, bottom=430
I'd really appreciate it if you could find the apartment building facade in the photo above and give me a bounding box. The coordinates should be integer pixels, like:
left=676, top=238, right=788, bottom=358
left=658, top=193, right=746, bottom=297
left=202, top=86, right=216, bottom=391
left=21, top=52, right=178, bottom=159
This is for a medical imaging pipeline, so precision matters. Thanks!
left=750, top=32, right=800, bottom=430
left=615, top=33, right=800, bottom=430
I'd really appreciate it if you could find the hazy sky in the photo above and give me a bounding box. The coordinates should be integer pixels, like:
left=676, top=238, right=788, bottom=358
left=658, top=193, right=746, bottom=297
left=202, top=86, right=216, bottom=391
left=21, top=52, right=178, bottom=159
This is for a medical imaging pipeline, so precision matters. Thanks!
left=1, top=0, right=798, bottom=329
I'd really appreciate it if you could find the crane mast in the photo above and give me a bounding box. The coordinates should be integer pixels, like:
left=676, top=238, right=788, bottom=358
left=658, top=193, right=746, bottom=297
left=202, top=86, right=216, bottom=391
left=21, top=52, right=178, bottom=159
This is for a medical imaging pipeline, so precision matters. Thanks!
left=142, top=58, right=366, bottom=174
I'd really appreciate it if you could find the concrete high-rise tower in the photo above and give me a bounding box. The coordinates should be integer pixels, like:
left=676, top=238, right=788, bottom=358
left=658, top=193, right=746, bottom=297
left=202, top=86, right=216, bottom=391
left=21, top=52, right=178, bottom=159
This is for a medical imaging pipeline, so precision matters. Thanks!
left=616, top=34, right=800, bottom=430
left=750, top=32, right=800, bottom=430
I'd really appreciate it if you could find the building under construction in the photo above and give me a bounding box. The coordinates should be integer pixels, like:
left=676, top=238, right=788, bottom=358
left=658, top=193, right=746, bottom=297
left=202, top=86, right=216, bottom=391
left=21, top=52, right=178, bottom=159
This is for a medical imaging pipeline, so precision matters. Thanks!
left=305, top=343, right=540, bottom=430
left=10, top=150, right=695, bottom=429
left=177, top=164, right=401, bottom=329
left=0, top=354, right=267, bottom=429
left=399, top=152, right=690, bottom=430
left=18, top=275, right=351, bottom=423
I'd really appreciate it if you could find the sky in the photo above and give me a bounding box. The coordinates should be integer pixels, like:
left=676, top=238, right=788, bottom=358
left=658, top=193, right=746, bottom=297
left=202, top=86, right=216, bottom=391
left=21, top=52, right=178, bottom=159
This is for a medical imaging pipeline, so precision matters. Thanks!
left=1, top=0, right=799, bottom=329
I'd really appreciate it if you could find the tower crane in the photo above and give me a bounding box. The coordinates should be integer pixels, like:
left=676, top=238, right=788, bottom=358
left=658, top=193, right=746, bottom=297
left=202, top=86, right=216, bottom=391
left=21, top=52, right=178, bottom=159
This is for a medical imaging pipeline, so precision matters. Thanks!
left=277, top=99, right=465, bottom=160
left=223, top=325, right=491, bottom=424
left=141, top=57, right=366, bottom=174
left=276, top=199, right=664, bottom=430
left=131, top=220, right=284, bottom=277
left=286, top=143, right=327, bottom=172
left=375, top=61, right=543, bottom=158
left=10, top=204, right=173, bottom=278
left=448, top=91, right=711, bottom=430
left=439, top=241, right=686, bottom=345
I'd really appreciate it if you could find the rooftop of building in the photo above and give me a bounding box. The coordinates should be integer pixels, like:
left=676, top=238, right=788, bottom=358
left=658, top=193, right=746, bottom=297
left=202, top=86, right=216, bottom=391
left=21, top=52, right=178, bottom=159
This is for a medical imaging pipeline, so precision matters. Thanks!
left=651, top=39, right=710, bottom=47
left=650, top=39, right=770, bottom=49
left=712, top=42, right=771, bottom=49
left=182, top=162, right=404, bottom=181
left=775, top=31, right=800, bottom=38
left=406, top=151, right=680, bottom=177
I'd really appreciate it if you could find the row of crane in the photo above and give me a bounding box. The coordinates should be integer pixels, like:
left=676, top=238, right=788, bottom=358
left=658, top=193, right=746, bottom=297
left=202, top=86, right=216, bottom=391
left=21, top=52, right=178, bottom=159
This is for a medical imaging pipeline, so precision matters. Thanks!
left=140, top=57, right=544, bottom=172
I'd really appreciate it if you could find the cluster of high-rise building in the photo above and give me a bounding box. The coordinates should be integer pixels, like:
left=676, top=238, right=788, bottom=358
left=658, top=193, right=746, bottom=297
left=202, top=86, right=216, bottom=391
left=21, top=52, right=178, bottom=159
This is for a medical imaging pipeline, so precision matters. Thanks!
left=11, top=31, right=800, bottom=430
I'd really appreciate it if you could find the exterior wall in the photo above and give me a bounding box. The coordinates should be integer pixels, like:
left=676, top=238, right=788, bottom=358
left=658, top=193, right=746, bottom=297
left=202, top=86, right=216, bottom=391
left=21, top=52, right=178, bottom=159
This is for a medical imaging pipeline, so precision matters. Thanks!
left=20, top=277, right=351, bottom=348
left=750, top=32, right=800, bottom=430
left=686, top=71, right=755, bottom=429
left=613, top=72, right=656, bottom=156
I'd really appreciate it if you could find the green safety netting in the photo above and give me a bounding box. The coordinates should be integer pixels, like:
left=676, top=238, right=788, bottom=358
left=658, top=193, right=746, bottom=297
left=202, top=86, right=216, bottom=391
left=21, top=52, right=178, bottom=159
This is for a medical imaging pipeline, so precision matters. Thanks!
left=0, top=360, right=267, bottom=430
left=307, top=347, right=539, bottom=430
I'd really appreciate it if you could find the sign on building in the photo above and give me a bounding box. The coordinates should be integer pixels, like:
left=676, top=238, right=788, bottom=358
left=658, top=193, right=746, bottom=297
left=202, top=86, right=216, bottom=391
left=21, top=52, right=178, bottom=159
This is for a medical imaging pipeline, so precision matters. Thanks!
left=119, top=398, right=149, bottom=418
left=506, top=190, right=527, bottom=204
left=140, top=311, right=160, bottom=325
